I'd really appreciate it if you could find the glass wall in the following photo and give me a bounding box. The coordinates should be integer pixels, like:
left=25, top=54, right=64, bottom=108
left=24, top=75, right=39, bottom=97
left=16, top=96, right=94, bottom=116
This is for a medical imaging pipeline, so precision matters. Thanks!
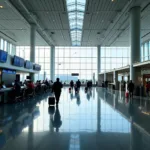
left=101, top=47, right=130, bottom=73
left=0, top=37, right=15, bottom=55
left=16, top=46, right=30, bottom=60
left=55, top=47, right=97, bottom=83
left=141, top=40, right=150, bottom=62
left=35, top=47, right=51, bottom=81
left=16, top=46, right=51, bottom=81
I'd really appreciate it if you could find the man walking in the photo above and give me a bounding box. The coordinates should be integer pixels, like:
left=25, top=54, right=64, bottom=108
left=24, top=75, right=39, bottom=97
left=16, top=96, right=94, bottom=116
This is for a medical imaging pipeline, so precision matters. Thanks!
left=128, top=80, right=134, bottom=98
left=52, top=78, right=63, bottom=105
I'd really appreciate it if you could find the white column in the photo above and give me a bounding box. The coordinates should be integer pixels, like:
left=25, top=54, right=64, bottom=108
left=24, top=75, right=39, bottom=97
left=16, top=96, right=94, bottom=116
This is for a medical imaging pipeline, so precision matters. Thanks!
left=51, top=46, right=55, bottom=81
left=113, top=70, right=118, bottom=90
left=30, top=24, right=36, bottom=82
left=130, top=6, right=141, bottom=82
left=104, top=73, right=106, bottom=81
left=97, top=45, right=101, bottom=79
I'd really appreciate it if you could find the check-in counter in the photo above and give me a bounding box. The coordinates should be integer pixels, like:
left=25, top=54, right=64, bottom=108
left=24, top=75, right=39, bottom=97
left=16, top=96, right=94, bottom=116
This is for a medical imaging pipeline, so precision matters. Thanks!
left=0, top=86, right=25, bottom=103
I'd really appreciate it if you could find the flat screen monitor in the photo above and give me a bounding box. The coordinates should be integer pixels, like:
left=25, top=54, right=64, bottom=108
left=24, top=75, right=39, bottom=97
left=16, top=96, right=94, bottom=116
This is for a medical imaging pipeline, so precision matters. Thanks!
left=0, top=50, right=7, bottom=63
left=25, top=61, right=30, bottom=69
left=25, top=61, right=33, bottom=69
left=13, top=56, right=20, bottom=67
left=33, top=64, right=41, bottom=71
left=19, top=58, right=24, bottom=67
left=13, top=56, right=24, bottom=67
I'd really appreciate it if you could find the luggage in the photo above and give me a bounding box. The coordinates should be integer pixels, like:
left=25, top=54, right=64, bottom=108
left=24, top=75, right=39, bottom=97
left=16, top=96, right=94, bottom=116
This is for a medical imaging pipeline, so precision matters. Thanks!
left=125, top=91, right=129, bottom=98
left=48, top=96, right=55, bottom=105
left=69, top=87, right=71, bottom=93
left=85, top=87, right=88, bottom=92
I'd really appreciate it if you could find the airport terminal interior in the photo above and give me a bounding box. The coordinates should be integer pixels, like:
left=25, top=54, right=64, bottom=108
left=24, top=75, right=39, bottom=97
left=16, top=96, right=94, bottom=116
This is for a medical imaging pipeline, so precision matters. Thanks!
left=0, top=0, right=150, bottom=149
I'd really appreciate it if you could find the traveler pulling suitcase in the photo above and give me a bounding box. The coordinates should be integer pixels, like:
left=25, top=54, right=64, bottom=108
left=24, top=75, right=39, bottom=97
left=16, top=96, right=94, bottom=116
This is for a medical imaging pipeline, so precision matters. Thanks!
left=48, top=96, right=55, bottom=106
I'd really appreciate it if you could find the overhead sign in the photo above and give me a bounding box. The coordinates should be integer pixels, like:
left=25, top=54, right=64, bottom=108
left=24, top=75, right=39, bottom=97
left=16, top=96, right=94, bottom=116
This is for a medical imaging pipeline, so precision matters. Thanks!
left=71, top=73, right=79, bottom=76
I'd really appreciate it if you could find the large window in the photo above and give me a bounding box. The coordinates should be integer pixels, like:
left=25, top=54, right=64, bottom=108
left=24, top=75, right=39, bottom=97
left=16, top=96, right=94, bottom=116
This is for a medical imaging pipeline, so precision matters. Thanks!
left=141, top=40, right=150, bottom=62
left=55, top=47, right=97, bottom=83
left=101, top=47, right=130, bottom=73
left=16, top=46, right=51, bottom=81
left=35, top=47, right=51, bottom=81
left=16, top=46, right=30, bottom=60
left=0, top=37, right=15, bottom=54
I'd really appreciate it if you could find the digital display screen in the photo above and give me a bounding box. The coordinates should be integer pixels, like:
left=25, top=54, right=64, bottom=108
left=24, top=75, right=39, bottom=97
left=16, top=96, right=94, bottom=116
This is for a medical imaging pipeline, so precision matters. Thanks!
left=19, top=58, right=24, bottom=67
left=33, top=64, right=41, bottom=71
left=13, top=56, right=24, bottom=67
left=25, top=61, right=33, bottom=69
left=0, top=50, right=7, bottom=63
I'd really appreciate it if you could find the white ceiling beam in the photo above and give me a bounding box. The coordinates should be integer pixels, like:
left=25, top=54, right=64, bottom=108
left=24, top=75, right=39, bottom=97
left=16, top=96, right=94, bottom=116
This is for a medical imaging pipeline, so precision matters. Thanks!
left=6, top=0, right=55, bottom=46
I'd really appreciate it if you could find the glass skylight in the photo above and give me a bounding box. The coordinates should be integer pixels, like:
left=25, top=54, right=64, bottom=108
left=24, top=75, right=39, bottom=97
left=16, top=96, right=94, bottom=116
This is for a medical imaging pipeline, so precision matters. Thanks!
left=66, top=0, right=86, bottom=46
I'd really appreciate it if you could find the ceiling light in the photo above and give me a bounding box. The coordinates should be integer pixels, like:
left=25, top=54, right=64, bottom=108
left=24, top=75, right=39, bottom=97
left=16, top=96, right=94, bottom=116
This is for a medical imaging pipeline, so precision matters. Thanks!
left=0, top=5, right=3, bottom=8
left=111, top=0, right=115, bottom=2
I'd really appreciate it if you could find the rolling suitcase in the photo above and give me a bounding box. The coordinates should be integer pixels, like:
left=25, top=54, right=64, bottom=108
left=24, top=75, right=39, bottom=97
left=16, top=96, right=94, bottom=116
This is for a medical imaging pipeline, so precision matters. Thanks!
left=48, top=96, right=55, bottom=106
left=125, top=91, right=129, bottom=98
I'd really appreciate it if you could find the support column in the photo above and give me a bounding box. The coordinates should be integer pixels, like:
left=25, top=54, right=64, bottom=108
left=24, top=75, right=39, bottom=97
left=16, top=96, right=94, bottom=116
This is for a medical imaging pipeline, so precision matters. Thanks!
left=104, top=73, right=106, bottom=82
left=113, top=70, right=119, bottom=90
left=51, top=46, right=55, bottom=81
left=130, top=7, right=141, bottom=82
left=30, top=24, right=36, bottom=82
left=97, top=45, right=101, bottom=79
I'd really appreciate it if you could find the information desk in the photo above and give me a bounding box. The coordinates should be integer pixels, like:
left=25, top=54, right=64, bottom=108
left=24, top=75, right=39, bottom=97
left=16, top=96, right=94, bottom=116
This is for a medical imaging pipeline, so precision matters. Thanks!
left=0, top=86, right=25, bottom=103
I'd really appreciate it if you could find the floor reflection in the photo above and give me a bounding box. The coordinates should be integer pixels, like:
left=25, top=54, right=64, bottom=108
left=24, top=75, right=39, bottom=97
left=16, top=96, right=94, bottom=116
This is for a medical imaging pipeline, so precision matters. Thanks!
left=0, top=88, right=150, bottom=150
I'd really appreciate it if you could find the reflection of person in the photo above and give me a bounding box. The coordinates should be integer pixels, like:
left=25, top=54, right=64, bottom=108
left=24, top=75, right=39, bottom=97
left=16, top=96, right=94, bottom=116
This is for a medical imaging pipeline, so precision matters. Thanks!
left=70, top=93, right=73, bottom=100
left=52, top=78, right=63, bottom=105
left=51, top=106, right=62, bottom=132
left=76, top=80, right=81, bottom=89
left=76, top=94, right=81, bottom=106
left=70, top=80, right=74, bottom=89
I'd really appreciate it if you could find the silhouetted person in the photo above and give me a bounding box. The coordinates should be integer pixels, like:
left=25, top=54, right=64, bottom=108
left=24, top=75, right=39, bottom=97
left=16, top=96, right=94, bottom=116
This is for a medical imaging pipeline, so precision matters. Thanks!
left=14, top=80, right=21, bottom=97
left=105, top=80, right=108, bottom=89
left=76, top=79, right=81, bottom=89
left=27, top=81, right=35, bottom=94
left=52, top=78, right=63, bottom=105
left=128, top=80, right=134, bottom=98
left=51, top=106, right=62, bottom=132
left=70, top=80, right=74, bottom=89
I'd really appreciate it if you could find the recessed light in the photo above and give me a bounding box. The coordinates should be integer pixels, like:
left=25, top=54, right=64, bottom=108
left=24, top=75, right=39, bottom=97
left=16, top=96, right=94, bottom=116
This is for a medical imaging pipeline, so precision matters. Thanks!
left=0, top=5, right=3, bottom=8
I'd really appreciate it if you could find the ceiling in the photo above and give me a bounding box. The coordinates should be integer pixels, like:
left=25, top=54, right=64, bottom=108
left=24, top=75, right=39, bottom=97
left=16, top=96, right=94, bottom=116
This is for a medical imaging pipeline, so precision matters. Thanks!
left=0, top=0, right=150, bottom=47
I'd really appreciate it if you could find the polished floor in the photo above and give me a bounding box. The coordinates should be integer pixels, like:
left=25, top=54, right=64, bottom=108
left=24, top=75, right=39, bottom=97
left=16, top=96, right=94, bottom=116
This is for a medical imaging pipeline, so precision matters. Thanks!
left=0, top=87, right=150, bottom=150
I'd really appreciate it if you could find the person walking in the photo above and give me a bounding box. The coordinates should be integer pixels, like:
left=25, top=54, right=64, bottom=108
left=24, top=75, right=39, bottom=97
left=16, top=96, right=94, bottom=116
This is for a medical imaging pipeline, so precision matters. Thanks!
left=70, top=80, right=74, bottom=89
left=52, top=78, right=63, bottom=105
left=76, top=79, right=81, bottom=90
left=128, top=80, right=134, bottom=98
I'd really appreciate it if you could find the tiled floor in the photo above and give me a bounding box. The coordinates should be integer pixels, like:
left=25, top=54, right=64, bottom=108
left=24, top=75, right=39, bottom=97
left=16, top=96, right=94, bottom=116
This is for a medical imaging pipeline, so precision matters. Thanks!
left=0, top=87, right=150, bottom=150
